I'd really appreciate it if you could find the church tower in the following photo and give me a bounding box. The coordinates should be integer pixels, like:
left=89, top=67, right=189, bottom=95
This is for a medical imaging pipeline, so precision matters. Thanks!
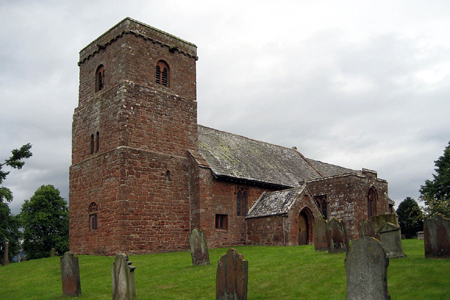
left=69, top=18, right=198, bottom=254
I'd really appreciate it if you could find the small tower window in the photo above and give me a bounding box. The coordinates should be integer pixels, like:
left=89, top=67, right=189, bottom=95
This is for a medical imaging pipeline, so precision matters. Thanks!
left=88, top=202, right=98, bottom=231
left=96, top=65, right=105, bottom=92
left=237, top=189, right=247, bottom=216
left=96, top=131, right=100, bottom=153
left=90, top=134, right=95, bottom=154
left=166, top=170, right=171, bottom=182
left=155, top=61, right=169, bottom=87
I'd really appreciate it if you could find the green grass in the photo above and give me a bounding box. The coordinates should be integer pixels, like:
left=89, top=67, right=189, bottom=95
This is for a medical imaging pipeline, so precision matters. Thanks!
left=1, top=240, right=449, bottom=299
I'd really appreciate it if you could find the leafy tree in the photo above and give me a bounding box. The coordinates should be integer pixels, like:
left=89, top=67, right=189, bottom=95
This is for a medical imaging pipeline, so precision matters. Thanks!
left=420, top=141, right=450, bottom=217
left=0, top=143, right=32, bottom=262
left=396, top=197, right=423, bottom=239
left=21, top=185, right=69, bottom=259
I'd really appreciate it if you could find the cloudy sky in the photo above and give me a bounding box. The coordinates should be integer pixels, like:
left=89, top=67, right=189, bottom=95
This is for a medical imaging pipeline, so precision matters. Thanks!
left=1, top=0, right=450, bottom=214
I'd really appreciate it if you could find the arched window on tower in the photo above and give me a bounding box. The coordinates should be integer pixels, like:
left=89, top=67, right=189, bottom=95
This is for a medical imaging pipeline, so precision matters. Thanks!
left=96, top=65, right=105, bottom=92
left=368, top=187, right=377, bottom=217
left=88, top=202, right=98, bottom=231
left=155, top=60, right=169, bottom=87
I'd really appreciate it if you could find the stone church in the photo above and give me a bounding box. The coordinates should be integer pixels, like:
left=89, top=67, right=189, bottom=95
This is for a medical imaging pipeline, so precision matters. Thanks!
left=69, top=18, right=393, bottom=255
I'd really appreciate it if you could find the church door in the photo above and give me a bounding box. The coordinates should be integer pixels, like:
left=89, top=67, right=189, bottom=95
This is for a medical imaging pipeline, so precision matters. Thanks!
left=298, top=208, right=314, bottom=245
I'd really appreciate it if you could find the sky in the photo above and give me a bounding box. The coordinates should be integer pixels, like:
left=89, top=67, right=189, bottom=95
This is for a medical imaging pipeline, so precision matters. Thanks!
left=1, top=0, right=450, bottom=215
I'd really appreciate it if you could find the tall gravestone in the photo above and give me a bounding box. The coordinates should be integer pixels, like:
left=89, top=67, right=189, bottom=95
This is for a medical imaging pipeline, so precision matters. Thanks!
left=379, top=222, right=406, bottom=258
left=314, top=218, right=329, bottom=252
left=424, top=214, right=450, bottom=258
left=346, top=237, right=390, bottom=300
left=359, top=214, right=399, bottom=240
left=60, top=252, right=81, bottom=297
left=111, top=254, right=136, bottom=300
left=2, top=241, right=9, bottom=266
left=216, top=248, right=248, bottom=300
left=188, top=228, right=210, bottom=265
left=327, top=218, right=349, bottom=253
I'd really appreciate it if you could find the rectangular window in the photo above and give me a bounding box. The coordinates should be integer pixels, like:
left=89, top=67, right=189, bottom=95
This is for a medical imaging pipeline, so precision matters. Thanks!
left=237, top=190, right=247, bottom=216
left=215, top=214, right=228, bottom=230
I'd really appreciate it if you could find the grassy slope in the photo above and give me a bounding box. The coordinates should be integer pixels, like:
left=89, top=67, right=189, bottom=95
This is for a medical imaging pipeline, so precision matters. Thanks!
left=1, top=240, right=449, bottom=299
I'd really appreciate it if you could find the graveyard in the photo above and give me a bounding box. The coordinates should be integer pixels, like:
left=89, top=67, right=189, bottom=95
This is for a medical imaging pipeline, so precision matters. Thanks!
left=1, top=239, right=449, bottom=299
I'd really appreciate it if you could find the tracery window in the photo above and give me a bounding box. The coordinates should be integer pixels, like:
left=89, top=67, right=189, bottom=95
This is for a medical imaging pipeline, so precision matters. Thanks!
left=96, top=65, right=105, bottom=92
left=155, top=60, right=169, bottom=87
left=237, top=189, right=247, bottom=216
left=314, top=195, right=328, bottom=220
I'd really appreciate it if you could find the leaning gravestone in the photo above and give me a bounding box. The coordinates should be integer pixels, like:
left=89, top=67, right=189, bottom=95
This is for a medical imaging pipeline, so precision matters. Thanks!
left=346, top=237, right=390, bottom=300
left=359, top=214, right=399, bottom=240
left=111, top=253, right=136, bottom=300
left=379, top=222, right=406, bottom=258
left=314, top=218, right=329, bottom=252
left=216, top=248, right=248, bottom=300
left=60, top=252, right=81, bottom=297
left=424, top=214, right=450, bottom=258
left=2, top=241, right=9, bottom=266
left=188, top=228, right=210, bottom=265
left=327, top=218, right=349, bottom=253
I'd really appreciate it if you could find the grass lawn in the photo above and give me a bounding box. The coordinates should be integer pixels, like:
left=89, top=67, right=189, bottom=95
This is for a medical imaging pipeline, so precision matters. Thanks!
left=1, top=239, right=449, bottom=299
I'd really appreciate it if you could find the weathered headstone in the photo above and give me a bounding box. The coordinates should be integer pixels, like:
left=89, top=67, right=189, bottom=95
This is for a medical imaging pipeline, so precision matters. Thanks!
left=327, top=218, right=349, bottom=253
left=2, top=241, right=9, bottom=266
left=111, top=253, right=136, bottom=300
left=424, top=214, right=450, bottom=258
left=416, top=231, right=424, bottom=240
left=314, top=218, right=329, bottom=252
left=346, top=237, right=390, bottom=300
left=50, top=248, right=57, bottom=257
left=188, top=228, right=210, bottom=265
left=359, top=214, right=399, bottom=240
left=216, top=248, right=248, bottom=300
left=60, top=252, right=81, bottom=297
left=379, top=222, right=406, bottom=258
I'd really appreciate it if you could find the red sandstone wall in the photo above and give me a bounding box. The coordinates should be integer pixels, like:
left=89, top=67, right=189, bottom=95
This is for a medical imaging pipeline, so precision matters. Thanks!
left=307, top=172, right=389, bottom=239
left=247, top=216, right=285, bottom=246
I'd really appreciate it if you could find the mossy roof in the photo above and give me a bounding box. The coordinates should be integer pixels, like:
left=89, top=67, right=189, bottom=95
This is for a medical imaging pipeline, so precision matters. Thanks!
left=198, top=125, right=358, bottom=188
left=246, top=187, right=305, bottom=218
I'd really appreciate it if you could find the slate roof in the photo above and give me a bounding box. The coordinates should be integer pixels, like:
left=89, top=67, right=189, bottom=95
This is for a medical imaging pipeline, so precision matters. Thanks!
left=246, top=187, right=306, bottom=219
left=197, top=125, right=358, bottom=187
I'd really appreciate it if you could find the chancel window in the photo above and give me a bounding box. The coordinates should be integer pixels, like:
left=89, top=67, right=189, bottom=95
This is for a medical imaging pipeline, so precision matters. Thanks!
left=237, top=189, right=247, bottom=216
left=314, top=195, right=328, bottom=220
left=215, top=214, right=228, bottom=230
left=155, top=60, right=169, bottom=87
left=89, top=202, right=98, bottom=231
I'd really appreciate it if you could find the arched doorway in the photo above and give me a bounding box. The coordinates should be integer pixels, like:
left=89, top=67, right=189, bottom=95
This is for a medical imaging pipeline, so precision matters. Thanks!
left=298, top=207, right=314, bottom=245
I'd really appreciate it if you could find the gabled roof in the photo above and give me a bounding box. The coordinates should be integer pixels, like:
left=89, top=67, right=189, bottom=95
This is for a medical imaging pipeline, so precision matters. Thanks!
left=197, top=125, right=358, bottom=188
left=246, top=187, right=306, bottom=219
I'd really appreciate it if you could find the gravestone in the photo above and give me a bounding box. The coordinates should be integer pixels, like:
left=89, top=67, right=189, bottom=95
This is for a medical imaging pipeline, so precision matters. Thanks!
left=50, top=248, right=57, bottom=257
left=2, top=241, right=9, bottom=266
left=112, top=253, right=136, bottom=300
left=327, top=218, right=349, bottom=253
left=416, top=231, right=424, bottom=240
left=60, top=252, right=81, bottom=297
left=188, top=228, right=210, bottom=266
left=314, top=218, right=329, bottom=252
left=216, top=248, right=248, bottom=300
left=346, top=237, right=390, bottom=300
left=424, top=214, right=450, bottom=258
left=359, top=214, right=399, bottom=240
left=379, top=222, right=406, bottom=258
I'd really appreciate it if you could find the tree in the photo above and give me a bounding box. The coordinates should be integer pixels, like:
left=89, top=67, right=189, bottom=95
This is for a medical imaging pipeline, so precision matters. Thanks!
left=0, top=143, right=32, bottom=262
left=396, top=197, right=423, bottom=239
left=420, top=141, right=450, bottom=217
left=21, top=185, right=69, bottom=259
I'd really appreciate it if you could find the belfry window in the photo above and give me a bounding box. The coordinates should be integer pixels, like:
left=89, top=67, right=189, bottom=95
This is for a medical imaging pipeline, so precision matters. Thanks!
left=237, top=189, right=247, bottom=216
left=88, top=202, right=98, bottom=231
left=96, top=65, right=105, bottom=92
left=155, top=61, right=169, bottom=87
